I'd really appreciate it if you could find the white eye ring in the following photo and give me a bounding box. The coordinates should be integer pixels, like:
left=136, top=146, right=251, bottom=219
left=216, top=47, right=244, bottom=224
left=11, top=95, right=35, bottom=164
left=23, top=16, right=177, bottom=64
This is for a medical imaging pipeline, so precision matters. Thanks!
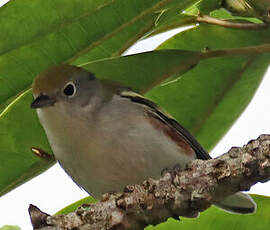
left=63, top=81, right=76, bottom=97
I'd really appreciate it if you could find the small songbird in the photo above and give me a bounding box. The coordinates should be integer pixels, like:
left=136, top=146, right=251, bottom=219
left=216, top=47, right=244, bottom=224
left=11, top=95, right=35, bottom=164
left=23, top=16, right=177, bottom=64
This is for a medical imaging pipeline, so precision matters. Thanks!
left=31, top=64, right=256, bottom=214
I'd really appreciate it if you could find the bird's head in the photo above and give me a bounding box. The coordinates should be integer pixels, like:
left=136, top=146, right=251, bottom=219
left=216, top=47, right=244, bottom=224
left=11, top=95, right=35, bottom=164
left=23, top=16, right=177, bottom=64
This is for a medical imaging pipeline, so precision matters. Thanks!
left=31, top=64, right=100, bottom=110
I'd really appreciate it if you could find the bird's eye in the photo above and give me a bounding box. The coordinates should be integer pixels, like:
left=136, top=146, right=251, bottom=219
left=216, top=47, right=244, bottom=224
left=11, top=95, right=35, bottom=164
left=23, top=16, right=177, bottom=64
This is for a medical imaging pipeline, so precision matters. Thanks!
left=63, top=82, right=76, bottom=97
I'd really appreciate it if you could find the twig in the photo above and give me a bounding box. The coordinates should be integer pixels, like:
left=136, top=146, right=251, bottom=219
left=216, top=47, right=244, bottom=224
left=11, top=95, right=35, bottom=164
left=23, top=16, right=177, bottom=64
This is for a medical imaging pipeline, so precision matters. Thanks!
left=29, top=134, right=270, bottom=230
left=197, top=15, right=268, bottom=30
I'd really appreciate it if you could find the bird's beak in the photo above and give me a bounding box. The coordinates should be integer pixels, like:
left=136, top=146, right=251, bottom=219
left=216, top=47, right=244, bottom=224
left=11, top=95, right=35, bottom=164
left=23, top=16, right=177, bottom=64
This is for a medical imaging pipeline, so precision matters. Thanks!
left=31, top=95, right=56, bottom=109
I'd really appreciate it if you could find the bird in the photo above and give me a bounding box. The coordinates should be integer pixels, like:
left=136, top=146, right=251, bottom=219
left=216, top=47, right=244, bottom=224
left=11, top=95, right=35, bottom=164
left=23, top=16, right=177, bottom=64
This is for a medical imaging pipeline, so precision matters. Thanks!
left=31, top=64, right=256, bottom=214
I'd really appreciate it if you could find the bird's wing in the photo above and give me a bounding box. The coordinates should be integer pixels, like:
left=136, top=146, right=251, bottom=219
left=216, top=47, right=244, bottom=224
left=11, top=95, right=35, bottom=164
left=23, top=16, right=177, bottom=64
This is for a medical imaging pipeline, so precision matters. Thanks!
left=118, top=88, right=211, bottom=160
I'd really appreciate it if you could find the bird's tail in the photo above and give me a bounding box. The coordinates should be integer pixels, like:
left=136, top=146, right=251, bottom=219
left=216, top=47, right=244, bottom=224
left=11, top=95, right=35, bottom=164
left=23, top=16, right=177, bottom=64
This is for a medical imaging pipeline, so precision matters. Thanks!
left=214, top=192, right=256, bottom=214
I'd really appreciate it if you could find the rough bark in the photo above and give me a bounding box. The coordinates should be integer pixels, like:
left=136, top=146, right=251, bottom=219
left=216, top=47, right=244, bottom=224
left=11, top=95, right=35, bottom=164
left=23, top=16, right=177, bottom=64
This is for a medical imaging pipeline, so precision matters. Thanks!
left=29, top=134, right=270, bottom=230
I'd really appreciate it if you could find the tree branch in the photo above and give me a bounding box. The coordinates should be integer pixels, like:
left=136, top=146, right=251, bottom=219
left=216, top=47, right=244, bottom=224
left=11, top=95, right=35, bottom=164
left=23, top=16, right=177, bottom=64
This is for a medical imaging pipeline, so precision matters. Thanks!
left=29, top=134, right=270, bottom=230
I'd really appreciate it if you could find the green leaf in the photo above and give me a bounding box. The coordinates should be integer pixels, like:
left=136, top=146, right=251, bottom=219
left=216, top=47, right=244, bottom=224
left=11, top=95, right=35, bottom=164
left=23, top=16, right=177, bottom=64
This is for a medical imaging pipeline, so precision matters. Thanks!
left=55, top=196, right=96, bottom=215
left=210, top=8, right=263, bottom=23
left=183, top=0, right=222, bottom=16
left=73, top=1, right=200, bottom=61
left=146, top=24, right=270, bottom=151
left=0, top=226, right=20, bottom=230
left=146, top=195, right=270, bottom=229
left=81, top=49, right=200, bottom=93
left=0, top=49, right=200, bottom=196
left=147, top=10, right=196, bottom=37
left=0, top=0, right=112, bottom=55
left=71, top=14, right=157, bottom=64
left=0, top=0, right=198, bottom=108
